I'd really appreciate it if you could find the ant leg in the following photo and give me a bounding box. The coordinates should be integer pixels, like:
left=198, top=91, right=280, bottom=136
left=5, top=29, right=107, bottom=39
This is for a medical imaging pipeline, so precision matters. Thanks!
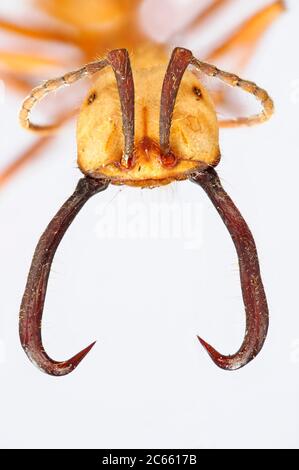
left=174, top=0, right=232, bottom=36
left=0, top=110, right=76, bottom=187
left=207, top=1, right=285, bottom=69
left=19, top=176, right=110, bottom=376
left=191, top=167, right=269, bottom=370
left=0, top=51, right=65, bottom=75
left=0, top=17, right=76, bottom=44
left=204, top=1, right=284, bottom=114
left=0, top=136, right=53, bottom=187
left=0, top=71, right=32, bottom=95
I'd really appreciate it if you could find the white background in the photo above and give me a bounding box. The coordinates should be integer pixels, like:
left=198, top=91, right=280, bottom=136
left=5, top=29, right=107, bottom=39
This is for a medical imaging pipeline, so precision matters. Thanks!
left=0, top=0, right=298, bottom=449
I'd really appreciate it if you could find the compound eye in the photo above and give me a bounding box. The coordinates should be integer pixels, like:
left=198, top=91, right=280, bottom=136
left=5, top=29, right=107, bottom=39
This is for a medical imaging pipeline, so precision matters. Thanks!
left=193, top=86, right=202, bottom=100
left=87, top=91, right=97, bottom=105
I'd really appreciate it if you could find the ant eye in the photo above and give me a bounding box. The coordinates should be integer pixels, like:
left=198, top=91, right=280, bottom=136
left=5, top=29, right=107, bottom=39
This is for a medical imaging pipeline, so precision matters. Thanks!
left=87, top=92, right=97, bottom=105
left=193, top=86, right=202, bottom=100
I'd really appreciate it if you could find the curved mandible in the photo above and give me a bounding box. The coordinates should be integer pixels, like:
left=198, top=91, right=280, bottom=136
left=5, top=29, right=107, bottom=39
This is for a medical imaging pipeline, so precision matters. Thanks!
left=190, top=167, right=269, bottom=370
left=19, top=177, right=110, bottom=376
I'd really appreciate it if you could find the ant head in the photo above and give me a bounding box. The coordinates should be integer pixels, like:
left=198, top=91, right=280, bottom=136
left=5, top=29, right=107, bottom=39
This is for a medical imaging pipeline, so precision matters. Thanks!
left=77, top=48, right=220, bottom=187
left=20, top=48, right=272, bottom=187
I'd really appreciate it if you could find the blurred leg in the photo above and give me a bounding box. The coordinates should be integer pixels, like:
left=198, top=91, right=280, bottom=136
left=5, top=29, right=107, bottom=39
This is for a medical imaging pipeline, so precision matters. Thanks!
left=0, top=111, right=76, bottom=187
left=204, top=1, right=284, bottom=122
left=0, top=51, right=63, bottom=74
left=0, top=136, right=53, bottom=187
left=207, top=1, right=285, bottom=68
left=178, top=0, right=232, bottom=32
left=0, top=71, right=32, bottom=94
left=0, top=18, right=75, bottom=44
